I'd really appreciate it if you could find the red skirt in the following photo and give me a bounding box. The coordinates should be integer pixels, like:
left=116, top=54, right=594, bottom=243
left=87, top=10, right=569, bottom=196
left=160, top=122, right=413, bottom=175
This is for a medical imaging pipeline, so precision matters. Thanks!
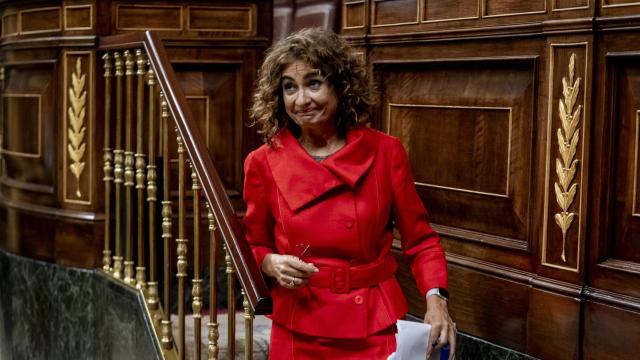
left=269, top=321, right=396, bottom=359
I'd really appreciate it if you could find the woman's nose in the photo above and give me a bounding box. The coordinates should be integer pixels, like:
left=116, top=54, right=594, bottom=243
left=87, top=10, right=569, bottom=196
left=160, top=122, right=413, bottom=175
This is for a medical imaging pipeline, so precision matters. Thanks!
left=294, top=89, right=310, bottom=106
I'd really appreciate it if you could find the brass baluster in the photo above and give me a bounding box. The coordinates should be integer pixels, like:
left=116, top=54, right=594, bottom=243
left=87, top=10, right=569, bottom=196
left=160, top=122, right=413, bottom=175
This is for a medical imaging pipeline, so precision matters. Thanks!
left=112, top=51, right=124, bottom=279
left=135, top=49, right=147, bottom=290
left=176, top=131, right=188, bottom=360
left=102, top=53, right=113, bottom=273
left=242, top=289, right=254, bottom=360
left=225, top=244, right=236, bottom=360
left=146, top=60, right=159, bottom=310
left=192, top=168, right=202, bottom=360
left=207, top=206, right=220, bottom=359
left=0, top=66, right=4, bottom=177
left=160, top=93, right=174, bottom=350
left=123, top=49, right=135, bottom=286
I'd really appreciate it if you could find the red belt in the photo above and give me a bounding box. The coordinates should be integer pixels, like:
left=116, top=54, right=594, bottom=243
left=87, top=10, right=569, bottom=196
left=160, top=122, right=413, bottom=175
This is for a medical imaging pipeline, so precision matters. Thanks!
left=307, top=254, right=397, bottom=294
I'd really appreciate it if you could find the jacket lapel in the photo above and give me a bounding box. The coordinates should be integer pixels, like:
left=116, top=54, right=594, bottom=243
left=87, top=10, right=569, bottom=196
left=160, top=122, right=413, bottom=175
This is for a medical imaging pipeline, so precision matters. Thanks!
left=265, top=127, right=377, bottom=212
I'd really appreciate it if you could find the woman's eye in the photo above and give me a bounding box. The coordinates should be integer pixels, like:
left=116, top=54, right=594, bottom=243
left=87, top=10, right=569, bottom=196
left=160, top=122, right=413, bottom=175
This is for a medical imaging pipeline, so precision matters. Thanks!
left=283, top=83, right=296, bottom=93
left=308, top=79, right=322, bottom=89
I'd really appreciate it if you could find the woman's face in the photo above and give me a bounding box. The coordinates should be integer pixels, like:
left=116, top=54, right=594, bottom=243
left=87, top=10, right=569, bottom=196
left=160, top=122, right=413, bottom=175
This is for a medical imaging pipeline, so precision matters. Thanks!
left=281, top=61, right=338, bottom=131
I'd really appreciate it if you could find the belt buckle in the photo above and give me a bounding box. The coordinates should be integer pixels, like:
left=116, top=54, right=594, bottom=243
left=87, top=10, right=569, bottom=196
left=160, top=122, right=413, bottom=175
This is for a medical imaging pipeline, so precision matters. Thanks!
left=330, top=265, right=350, bottom=294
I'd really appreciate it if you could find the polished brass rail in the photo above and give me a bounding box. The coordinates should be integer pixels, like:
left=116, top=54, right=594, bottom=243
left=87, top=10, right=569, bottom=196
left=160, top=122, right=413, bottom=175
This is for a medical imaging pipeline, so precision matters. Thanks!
left=135, top=49, right=147, bottom=290
left=112, top=51, right=124, bottom=280
left=102, top=53, right=113, bottom=273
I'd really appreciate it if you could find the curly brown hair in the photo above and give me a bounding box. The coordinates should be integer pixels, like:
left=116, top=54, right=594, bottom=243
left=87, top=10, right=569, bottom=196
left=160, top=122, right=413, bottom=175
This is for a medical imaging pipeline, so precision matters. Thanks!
left=249, top=27, right=374, bottom=144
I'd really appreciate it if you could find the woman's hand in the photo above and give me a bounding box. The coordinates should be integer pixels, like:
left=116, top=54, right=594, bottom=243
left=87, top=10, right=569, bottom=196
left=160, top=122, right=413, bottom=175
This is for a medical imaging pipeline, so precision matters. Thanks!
left=424, top=295, right=456, bottom=360
left=262, top=254, right=319, bottom=289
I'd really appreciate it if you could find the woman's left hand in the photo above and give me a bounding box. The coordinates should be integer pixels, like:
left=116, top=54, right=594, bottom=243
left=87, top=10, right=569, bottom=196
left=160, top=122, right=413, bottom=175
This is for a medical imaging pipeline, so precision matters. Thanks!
left=424, top=295, right=456, bottom=359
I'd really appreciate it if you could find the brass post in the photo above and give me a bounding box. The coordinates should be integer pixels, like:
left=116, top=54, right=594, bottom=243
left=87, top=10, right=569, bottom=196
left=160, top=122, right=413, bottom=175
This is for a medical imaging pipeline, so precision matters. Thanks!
left=102, top=53, right=113, bottom=272
left=192, top=168, right=202, bottom=360
left=160, top=93, right=173, bottom=350
left=207, top=206, right=219, bottom=359
left=135, top=49, right=147, bottom=290
left=123, top=49, right=135, bottom=286
left=0, top=66, right=4, bottom=177
left=242, top=289, right=254, bottom=360
left=112, top=51, right=124, bottom=279
left=146, top=60, right=159, bottom=310
left=176, top=131, right=188, bottom=360
left=225, top=244, right=236, bottom=360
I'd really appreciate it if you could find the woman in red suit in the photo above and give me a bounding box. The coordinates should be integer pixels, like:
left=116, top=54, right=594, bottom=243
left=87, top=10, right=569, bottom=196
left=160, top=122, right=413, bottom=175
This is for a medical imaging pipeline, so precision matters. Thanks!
left=244, top=28, right=456, bottom=359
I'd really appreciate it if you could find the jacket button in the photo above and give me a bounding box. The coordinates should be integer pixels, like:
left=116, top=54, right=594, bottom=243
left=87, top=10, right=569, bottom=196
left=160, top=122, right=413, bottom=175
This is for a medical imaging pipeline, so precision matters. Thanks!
left=354, top=295, right=364, bottom=304
left=345, top=221, right=354, bottom=229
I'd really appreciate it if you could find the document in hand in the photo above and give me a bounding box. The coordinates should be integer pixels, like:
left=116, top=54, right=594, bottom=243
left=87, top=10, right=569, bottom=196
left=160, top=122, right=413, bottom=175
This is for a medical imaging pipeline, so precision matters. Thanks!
left=387, top=319, right=431, bottom=360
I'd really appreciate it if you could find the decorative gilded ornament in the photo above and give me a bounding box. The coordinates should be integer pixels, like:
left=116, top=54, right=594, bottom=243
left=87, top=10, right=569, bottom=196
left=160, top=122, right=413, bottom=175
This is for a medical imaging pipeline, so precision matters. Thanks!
left=68, top=57, right=87, bottom=198
left=554, top=53, right=582, bottom=263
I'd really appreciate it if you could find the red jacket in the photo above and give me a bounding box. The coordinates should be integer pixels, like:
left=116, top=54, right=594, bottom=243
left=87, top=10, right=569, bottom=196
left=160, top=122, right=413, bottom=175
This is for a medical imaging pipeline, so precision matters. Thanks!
left=243, top=126, right=447, bottom=339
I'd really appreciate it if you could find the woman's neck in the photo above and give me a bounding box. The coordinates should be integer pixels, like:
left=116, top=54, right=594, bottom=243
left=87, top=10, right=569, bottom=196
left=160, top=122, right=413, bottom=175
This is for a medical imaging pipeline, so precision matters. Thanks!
left=298, top=126, right=345, bottom=157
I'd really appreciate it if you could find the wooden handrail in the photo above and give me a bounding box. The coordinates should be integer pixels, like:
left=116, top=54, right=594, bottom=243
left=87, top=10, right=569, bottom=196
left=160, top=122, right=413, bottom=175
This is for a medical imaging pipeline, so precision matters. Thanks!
left=99, top=31, right=272, bottom=314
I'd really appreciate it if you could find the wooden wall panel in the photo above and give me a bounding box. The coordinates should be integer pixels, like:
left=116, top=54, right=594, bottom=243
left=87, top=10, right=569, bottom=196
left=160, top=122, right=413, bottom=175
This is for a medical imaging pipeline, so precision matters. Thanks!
left=115, top=4, right=183, bottom=31
left=1, top=62, right=57, bottom=199
left=380, top=59, right=535, bottom=251
left=553, top=0, right=589, bottom=10
left=590, top=47, right=640, bottom=299
left=584, top=300, right=640, bottom=360
left=526, top=288, right=580, bottom=359
left=64, top=5, right=93, bottom=30
left=372, top=0, right=418, bottom=26
left=173, top=64, right=242, bottom=195
left=423, top=0, right=478, bottom=22
left=21, top=7, right=61, bottom=34
left=343, top=1, right=366, bottom=29
left=483, top=0, right=546, bottom=16
left=187, top=6, right=253, bottom=32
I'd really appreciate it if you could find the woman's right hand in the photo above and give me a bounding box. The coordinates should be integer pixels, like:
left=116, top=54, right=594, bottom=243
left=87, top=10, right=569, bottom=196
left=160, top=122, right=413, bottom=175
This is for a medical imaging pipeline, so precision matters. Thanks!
left=262, top=254, right=319, bottom=289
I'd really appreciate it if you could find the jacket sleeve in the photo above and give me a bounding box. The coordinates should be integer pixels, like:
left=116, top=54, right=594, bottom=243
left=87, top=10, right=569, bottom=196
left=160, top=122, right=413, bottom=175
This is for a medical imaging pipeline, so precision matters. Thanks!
left=389, top=138, right=448, bottom=295
left=243, top=150, right=276, bottom=270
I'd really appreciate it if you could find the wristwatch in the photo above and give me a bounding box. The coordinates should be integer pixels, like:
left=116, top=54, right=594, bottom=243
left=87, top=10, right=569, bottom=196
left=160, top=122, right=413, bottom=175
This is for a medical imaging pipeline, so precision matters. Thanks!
left=426, top=287, right=449, bottom=302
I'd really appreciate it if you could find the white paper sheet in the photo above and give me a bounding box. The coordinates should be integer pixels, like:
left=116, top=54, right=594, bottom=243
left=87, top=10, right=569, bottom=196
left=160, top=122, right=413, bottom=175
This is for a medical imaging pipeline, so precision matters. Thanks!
left=387, top=320, right=431, bottom=360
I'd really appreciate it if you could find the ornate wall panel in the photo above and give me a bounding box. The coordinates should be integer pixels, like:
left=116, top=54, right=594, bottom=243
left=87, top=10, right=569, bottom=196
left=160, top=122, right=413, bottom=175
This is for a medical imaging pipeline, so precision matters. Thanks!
left=553, top=0, right=590, bottom=11
left=343, top=0, right=366, bottom=29
left=380, top=59, right=536, bottom=253
left=1, top=62, right=57, bottom=197
left=115, top=4, right=183, bottom=31
left=20, top=7, right=61, bottom=34
left=62, top=52, right=93, bottom=205
left=372, top=0, right=418, bottom=26
left=64, top=5, right=93, bottom=30
left=423, top=0, right=478, bottom=22
left=541, top=43, right=589, bottom=274
left=590, top=49, right=640, bottom=300
left=113, top=1, right=259, bottom=36
left=165, top=43, right=262, bottom=202
left=187, top=6, right=253, bottom=33
left=483, top=0, right=546, bottom=17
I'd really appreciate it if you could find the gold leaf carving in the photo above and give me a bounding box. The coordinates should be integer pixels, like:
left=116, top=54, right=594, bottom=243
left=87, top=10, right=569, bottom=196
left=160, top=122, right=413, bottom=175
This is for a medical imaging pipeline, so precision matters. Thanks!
left=67, top=57, right=87, bottom=198
left=554, top=53, right=582, bottom=262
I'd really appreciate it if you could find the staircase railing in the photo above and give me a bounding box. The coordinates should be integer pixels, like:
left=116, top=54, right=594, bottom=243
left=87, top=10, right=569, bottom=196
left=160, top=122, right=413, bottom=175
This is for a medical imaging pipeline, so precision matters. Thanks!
left=98, top=31, right=272, bottom=359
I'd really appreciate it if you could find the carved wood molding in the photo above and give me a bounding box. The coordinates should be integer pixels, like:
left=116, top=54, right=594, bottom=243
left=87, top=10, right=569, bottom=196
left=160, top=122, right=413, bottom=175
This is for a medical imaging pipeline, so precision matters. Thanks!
left=68, top=57, right=87, bottom=198
left=542, top=43, right=589, bottom=273
left=554, top=53, right=582, bottom=263
left=63, top=52, right=93, bottom=205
